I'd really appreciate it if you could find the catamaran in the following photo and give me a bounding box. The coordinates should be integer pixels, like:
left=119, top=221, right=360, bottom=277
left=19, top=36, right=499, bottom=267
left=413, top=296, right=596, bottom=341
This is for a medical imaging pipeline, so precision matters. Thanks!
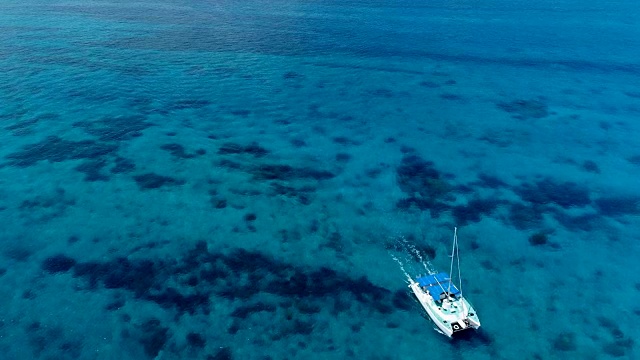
left=408, top=228, right=480, bottom=337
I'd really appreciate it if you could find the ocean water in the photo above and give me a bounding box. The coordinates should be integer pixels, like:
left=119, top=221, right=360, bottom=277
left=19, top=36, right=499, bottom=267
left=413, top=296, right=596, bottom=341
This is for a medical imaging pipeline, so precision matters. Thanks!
left=1, top=0, right=639, bottom=359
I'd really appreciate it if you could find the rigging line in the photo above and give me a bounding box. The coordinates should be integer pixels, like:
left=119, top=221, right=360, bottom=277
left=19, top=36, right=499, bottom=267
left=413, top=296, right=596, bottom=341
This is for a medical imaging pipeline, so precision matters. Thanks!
left=447, top=227, right=457, bottom=296
left=447, top=227, right=458, bottom=298
left=429, top=228, right=457, bottom=300
left=456, top=227, right=462, bottom=297
left=422, top=229, right=458, bottom=302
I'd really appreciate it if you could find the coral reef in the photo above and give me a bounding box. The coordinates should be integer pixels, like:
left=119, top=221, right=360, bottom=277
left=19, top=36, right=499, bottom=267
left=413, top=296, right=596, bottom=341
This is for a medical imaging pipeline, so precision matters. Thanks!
left=133, top=173, right=185, bottom=190
left=6, top=136, right=118, bottom=167
left=515, top=178, right=590, bottom=208
left=528, top=232, right=548, bottom=246
left=497, top=99, right=549, bottom=119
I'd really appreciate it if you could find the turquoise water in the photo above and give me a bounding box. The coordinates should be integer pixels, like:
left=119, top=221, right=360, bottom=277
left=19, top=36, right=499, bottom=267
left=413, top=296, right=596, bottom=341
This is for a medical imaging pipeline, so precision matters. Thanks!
left=1, top=1, right=639, bottom=359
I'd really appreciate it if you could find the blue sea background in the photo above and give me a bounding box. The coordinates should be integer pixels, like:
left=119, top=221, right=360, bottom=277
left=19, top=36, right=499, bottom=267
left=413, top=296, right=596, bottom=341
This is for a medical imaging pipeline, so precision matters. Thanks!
left=1, top=0, right=639, bottom=359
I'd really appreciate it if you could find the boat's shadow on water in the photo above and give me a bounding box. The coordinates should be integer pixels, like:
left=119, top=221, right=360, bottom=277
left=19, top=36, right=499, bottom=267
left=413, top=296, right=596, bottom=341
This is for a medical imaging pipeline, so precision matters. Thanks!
left=450, top=328, right=493, bottom=348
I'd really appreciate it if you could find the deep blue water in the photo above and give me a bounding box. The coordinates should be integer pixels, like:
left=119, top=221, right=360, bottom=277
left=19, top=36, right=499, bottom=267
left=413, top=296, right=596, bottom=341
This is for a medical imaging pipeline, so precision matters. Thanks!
left=1, top=1, right=639, bottom=359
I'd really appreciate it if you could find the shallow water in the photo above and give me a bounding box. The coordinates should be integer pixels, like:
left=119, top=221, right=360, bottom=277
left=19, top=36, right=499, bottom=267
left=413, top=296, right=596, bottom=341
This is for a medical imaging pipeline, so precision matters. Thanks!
left=1, top=1, right=639, bottom=359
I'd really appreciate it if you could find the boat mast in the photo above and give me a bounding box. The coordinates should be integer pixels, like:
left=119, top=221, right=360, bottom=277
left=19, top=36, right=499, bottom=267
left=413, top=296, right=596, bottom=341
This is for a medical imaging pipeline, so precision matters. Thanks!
left=447, top=227, right=457, bottom=296
left=456, top=227, right=462, bottom=298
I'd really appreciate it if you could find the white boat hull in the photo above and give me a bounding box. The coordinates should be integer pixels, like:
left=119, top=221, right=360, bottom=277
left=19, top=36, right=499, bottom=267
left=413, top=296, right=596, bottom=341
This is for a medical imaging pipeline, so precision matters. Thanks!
left=409, top=281, right=480, bottom=337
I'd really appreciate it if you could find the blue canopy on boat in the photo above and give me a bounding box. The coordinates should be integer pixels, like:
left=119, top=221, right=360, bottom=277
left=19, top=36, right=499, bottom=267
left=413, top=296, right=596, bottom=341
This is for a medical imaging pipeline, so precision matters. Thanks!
left=416, top=272, right=460, bottom=302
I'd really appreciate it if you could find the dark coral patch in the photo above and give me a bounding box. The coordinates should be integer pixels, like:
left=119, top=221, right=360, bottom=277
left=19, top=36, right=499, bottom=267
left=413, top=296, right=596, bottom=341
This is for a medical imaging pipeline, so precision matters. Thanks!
left=18, top=188, right=75, bottom=223
left=254, top=164, right=296, bottom=180
left=75, top=159, right=109, bottom=181
left=283, top=71, right=304, bottom=79
left=270, top=183, right=315, bottom=205
left=597, top=316, right=623, bottom=338
left=242, top=143, right=268, bottom=157
left=581, top=160, right=600, bottom=173
left=208, top=347, right=233, bottom=360
left=209, top=191, right=228, bottom=209
left=161, top=143, right=193, bottom=159
left=552, top=211, right=598, bottom=231
left=507, top=203, right=545, bottom=230
left=186, top=245, right=395, bottom=313
left=528, top=232, right=548, bottom=246
left=396, top=154, right=451, bottom=201
left=5, top=118, right=38, bottom=133
left=231, top=303, right=277, bottom=319
left=137, top=318, right=170, bottom=358
left=497, top=99, right=549, bottom=119
left=231, top=110, right=250, bottom=117
left=133, top=173, right=185, bottom=190
left=369, top=88, right=394, bottom=98
left=419, top=81, right=440, bottom=88
left=452, top=198, right=501, bottom=225
left=476, top=174, right=507, bottom=189
left=211, top=198, right=227, bottom=209
left=25, top=321, right=76, bottom=358
left=396, top=197, right=449, bottom=216
left=72, top=257, right=210, bottom=315
left=515, top=178, right=590, bottom=208
left=627, top=155, right=640, bottom=166
left=335, top=153, right=351, bottom=163
left=105, top=299, right=125, bottom=311
left=596, top=316, right=634, bottom=357
left=4, top=245, right=33, bottom=262
left=111, top=157, right=136, bottom=174
left=218, top=142, right=269, bottom=157
left=218, top=143, right=244, bottom=155
left=218, top=159, right=242, bottom=170
left=332, top=136, right=355, bottom=145
left=295, top=300, right=321, bottom=314
left=72, top=257, right=158, bottom=295
left=252, top=164, right=334, bottom=181
left=552, top=332, right=577, bottom=351
left=168, top=99, right=211, bottom=111
left=44, top=240, right=402, bottom=347
left=395, top=154, right=454, bottom=215
left=186, top=332, right=206, bottom=348
left=146, top=288, right=210, bottom=315
left=290, top=138, right=306, bottom=148
left=5, top=113, right=59, bottom=135
left=74, top=115, right=152, bottom=142
left=400, top=145, right=415, bottom=154
left=160, top=143, right=203, bottom=159
left=391, top=290, right=413, bottom=310
left=594, top=196, right=640, bottom=217
left=365, top=167, right=383, bottom=178
left=42, top=254, right=76, bottom=274
left=439, top=93, right=464, bottom=101
left=6, top=136, right=118, bottom=167
left=602, top=338, right=634, bottom=357
left=74, top=240, right=400, bottom=320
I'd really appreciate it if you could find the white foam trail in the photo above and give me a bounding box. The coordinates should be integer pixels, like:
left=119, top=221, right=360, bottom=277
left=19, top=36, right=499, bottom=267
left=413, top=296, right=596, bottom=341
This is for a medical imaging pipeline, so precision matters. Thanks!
left=388, top=235, right=436, bottom=283
left=390, top=252, right=412, bottom=283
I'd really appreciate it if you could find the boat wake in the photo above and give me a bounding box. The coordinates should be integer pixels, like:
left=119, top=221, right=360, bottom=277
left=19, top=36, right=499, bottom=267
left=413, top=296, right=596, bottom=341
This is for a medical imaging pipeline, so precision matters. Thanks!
left=388, top=235, right=442, bottom=329
left=388, top=235, right=437, bottom=283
